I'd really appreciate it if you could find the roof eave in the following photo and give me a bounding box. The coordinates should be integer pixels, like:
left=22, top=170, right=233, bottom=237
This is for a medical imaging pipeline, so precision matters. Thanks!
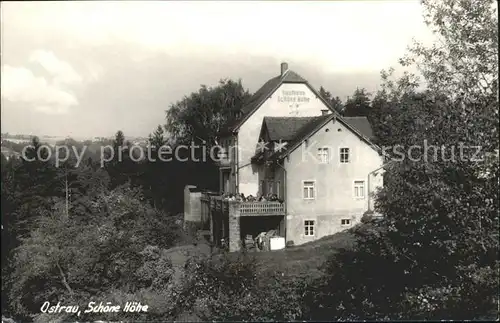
left=232, top=79, right=284, bottom=131
left=281, top=114, right=337, bottom=159
left=229, top=72, right=350, bottom=133
left=335, top=117, right=382, bottom=154
left=279, top=114, right=382, bottom=159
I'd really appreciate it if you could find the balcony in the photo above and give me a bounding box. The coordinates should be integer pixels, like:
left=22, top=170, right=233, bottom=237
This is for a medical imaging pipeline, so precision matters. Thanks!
left=205, top=196, right=285, bottom=216
left=239, top=201, right=285, bottom=216
left=200, top=194, right=286, bottom=252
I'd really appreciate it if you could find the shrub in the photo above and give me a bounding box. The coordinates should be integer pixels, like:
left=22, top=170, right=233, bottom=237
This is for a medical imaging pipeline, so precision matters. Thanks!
left=360, top=210, right=374, bottom=223
left=176, top=251, right=311, bottom=322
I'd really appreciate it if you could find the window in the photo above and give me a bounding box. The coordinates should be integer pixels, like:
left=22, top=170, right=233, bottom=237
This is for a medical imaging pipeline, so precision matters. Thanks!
left=260, top=180, right=264, bottom=195
left=276, top=181, right=281, bottom=198
left=354, top=180, right=365, bottom=199
left=340, top=148, right=350, bottom=163
left=268, top=181, right=274, bottom=194
left=317, top=148, right=330, bottom=164
left=222, top=172, right=230, bottom=193
left=341, top=219, right=351, bottom=226
left=304, top=220, right=315, bottom=236
left=303, top=181, right=315, bottom=199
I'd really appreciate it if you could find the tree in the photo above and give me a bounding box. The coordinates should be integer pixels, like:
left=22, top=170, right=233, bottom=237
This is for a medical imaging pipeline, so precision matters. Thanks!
left=311, top=93, right=499, bottom=320
left=142, top=125, right=168, bottom=209
left=149, top=125, right=167, bottom=148
left=1, top=137, right=69, bottom=319
left=106, top=130, right=141, bottom=189
left=165, top=79, right=251, bottom=147
left=343, top=88, right=371, bottom=117
left=319, top=86, right=344, bottom=113
left=113, top=130, right=125, bottom=149
left=401, top=0, right=498, bottom=103
left=7, top=184, right=182, bottom=321
left=330, top=96, right=344, bottom=114
left=367, top=90, right=391, bottom=146
left=311, top=0, right=499, bottom=319
left=1, top=153, right=7, bottom=166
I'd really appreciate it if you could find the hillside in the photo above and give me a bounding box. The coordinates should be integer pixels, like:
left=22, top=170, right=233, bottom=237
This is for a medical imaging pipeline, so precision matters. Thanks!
left=250, top=230, right=356, bottom=279
left=168, top=226, right=358, bottom=280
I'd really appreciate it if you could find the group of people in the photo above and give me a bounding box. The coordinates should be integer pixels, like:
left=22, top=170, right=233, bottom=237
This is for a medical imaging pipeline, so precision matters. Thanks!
left=221, top=192, right=283, bottom=203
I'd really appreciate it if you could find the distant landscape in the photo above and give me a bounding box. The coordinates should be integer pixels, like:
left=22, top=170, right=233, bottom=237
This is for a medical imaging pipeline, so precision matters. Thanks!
left=1, top=133, right=148, bottom=147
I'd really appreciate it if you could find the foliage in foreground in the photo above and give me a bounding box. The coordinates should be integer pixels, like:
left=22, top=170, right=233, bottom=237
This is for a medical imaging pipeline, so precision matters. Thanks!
left=176, top=252, right=308, bottom=322
left=5, top=183, right=184, bottom=321
left=307, top=0, right=499, bottom=319
left=2, top=0, right=498, bottom=321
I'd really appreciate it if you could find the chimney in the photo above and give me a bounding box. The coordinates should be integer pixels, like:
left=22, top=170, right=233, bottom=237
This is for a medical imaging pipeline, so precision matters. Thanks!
left=321, top=109, right=329, bottom=116
left=280, top=62, right=288, bottom=76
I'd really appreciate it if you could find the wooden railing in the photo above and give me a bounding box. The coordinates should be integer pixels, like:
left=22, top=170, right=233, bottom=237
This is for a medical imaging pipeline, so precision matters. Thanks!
left=240, top=201, right=285, bottom=216
left=203, top=194, right=285, bottom=216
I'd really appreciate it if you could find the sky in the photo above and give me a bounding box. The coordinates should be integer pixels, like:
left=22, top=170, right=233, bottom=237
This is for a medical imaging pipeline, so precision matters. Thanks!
left=1, top=1, right=435, bottom=139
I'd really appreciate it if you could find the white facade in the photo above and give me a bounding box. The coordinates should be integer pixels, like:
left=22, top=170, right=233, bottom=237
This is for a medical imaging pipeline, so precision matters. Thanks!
left=236, top=83, right=329, bottom=196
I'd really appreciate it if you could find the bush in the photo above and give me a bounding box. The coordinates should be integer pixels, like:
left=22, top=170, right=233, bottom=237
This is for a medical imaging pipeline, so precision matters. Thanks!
left=176, top=251, right=310, bottom=322
left=360, top=210, right=374, bottom=223
left=5, top=186, right=186, bottom=320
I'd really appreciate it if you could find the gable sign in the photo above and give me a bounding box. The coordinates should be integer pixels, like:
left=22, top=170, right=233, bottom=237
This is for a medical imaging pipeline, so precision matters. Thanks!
left=277, top=90, right=312, bottom=116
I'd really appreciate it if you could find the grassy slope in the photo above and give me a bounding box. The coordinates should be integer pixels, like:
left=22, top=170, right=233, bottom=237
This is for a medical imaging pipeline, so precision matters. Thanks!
left=171, top=228, right=358, bottom=321
left=168, top=224, right=358, bottom=280
left=251, top=230, right=356, bottom=279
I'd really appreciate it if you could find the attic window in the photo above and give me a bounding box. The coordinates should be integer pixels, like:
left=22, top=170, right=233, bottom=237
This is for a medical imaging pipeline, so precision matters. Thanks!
left=338, top=128, right=342, bottom=132
left=325, top=128, right=330, bottom=132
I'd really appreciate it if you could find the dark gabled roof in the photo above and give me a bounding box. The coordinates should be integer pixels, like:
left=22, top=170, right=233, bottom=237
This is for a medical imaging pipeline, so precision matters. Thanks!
left=282, top=115, right=333, bottom=149
left=240, top=76, right=281, bottom=115
left=220, top=69, right=318, bottom=135
left=251, top=114, right=333, bottom=163
left=268, top=114, right=334, bottom=160
left=342, top=117, right=374, bottom=140
left=240, top=71, right=307, bottom=115
left=263, top=116, right=320, bottom=141
left=252, top=114, right=381, bottom=163
left=281, top=70, right=308, bottom=83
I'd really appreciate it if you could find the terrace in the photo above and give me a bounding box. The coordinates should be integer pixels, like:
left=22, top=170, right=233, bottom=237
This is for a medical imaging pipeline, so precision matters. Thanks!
left=200, top=194, right=286, bottom=252
left=204, top=196, right=285, bottom=216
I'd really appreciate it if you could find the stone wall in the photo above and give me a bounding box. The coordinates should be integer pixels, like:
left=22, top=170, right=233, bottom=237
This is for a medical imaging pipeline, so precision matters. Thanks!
left=228, top=201, right=241, bottom=252
left=184, top=185, right=202, bottom=223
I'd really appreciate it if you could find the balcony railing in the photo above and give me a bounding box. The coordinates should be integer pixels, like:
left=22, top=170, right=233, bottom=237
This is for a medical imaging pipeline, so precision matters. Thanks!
left=204, top=196, right=285, bottom=216
left=239, top=201, right=285, bottom=216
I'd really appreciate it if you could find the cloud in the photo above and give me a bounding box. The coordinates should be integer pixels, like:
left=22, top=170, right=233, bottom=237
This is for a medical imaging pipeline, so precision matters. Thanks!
left=1, top=1, right=435, bottom=136
left=2, top=1, right=434, bottom=74
left=1, top=50, right=82, bottom=114
left=29, top=49, right=82, bottom=85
